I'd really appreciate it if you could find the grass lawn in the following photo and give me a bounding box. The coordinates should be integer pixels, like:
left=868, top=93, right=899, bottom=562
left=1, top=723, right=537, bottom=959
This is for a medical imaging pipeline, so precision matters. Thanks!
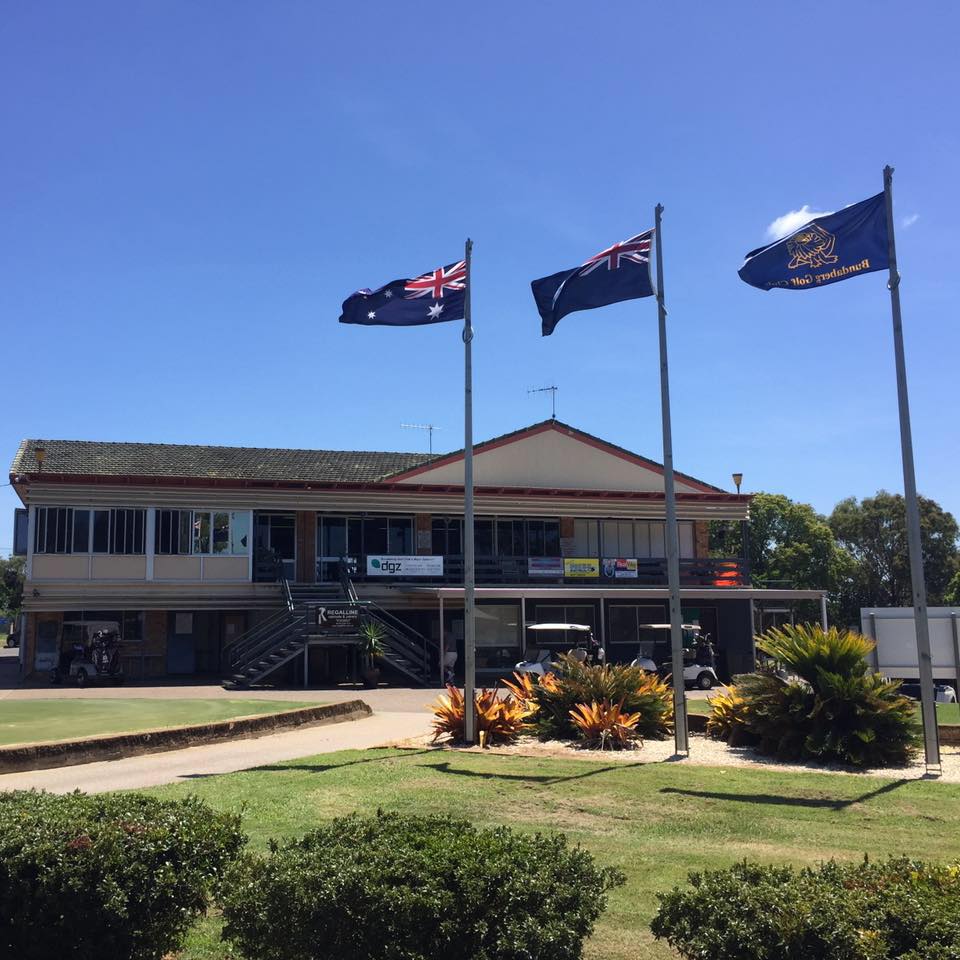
left=146, top=747, right=960, bottom=960
left=0, top=699, right=313, bottom=746
left=685, top=696, right=960, bottom=724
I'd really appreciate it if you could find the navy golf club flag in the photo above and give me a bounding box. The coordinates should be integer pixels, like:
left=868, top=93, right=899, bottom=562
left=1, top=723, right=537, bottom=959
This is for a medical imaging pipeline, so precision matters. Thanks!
left=531, top=230, right=655, bottom=336
left=738, top=193, right=889, bottom=292
left=339, top=260, right=466, bottom=326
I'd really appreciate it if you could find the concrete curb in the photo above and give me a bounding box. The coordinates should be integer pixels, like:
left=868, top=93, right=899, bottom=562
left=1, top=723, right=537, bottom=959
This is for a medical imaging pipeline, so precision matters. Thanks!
left=0, top=700, right=372, bottom=774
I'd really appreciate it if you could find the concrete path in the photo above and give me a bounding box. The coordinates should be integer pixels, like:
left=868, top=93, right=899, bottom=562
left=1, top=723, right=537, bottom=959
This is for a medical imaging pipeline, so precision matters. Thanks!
left=0, top=710, right=432, bottom=794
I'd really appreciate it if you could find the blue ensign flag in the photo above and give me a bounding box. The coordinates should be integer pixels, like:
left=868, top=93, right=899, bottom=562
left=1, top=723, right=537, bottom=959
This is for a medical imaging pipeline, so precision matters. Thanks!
left=531, top=230, right=655, bottom=336
left=339, top=260, right=466, bottom=326
left=739, top=193, right=889, bottom=292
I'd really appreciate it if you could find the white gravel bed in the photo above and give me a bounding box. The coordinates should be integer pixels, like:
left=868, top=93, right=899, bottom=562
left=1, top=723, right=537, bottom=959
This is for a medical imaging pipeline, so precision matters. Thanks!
left=413, top=732, right=960, bottom=783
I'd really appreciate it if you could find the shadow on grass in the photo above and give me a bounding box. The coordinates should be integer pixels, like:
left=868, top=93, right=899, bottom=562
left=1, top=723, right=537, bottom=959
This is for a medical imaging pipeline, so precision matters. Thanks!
left=177, top=748, right=435, bottom=779
left=660, top=777, right=910, bottom=811
left=422, top=758, right=649, bottom=785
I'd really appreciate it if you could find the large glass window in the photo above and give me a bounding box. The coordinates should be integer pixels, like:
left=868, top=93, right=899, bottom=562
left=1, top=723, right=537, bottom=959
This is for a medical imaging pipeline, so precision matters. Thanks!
left=35, top=507, right=145, bottom=555
left=387, top=518, right=412, bottom=555
left=155, top=509, right=249, bottom=556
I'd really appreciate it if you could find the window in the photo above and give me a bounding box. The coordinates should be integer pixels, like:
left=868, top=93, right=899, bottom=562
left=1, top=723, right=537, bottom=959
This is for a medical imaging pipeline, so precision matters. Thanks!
left=111, top=509, right=146, bottom=554
left=679, top=521, right=695, bottom=559
left=34, top=507, right=145, bottom=555
left=496, top=519, right=525, bottom=557
left=573, top=519, right=598, bottom=557
left=387, top=517, right=412, bottom=555
left=156, top=510, right=250, bottom=556
left=92, top=510, right=110, bottom=553
left=13, top=509, right=28, bottom=556
left=34, top=507, right=72, bottom=554
left=431, top=517, right=461, bottom=556
left=474, top=518, right=494, bottom=556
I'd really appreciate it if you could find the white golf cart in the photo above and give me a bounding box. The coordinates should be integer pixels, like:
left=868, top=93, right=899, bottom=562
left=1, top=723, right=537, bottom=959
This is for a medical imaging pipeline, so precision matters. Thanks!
left=50, top=620, right=125, bottom=687
left=630, top=623, right=719, bottom=690
left=514, top=623, right=601, bottom=676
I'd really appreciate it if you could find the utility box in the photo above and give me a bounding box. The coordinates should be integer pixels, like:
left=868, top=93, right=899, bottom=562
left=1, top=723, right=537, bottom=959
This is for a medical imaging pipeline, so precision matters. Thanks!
left=861, top=606, right=960, bottom=686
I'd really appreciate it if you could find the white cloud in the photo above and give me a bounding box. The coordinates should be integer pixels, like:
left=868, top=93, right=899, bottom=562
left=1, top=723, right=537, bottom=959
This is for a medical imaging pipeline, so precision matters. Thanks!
left=901, top=213, right=919, bottom=228
left=765, top=205, right=833, bottom=241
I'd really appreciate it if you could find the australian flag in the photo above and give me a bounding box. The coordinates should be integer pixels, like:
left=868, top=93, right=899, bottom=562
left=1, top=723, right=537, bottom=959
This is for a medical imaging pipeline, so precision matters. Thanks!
left=531, top=230, right=655, bottom=336
left=339, top=260, right=466, bottom=327
left=739, top=193, right=889, bottom=292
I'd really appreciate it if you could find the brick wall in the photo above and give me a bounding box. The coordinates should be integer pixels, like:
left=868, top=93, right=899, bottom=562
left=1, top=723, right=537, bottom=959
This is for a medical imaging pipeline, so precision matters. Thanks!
left=694, top=520, right=710, bottom=558
left=416, top=514, right=432, bottom=554
left=295, top=512, right=316, bottom=583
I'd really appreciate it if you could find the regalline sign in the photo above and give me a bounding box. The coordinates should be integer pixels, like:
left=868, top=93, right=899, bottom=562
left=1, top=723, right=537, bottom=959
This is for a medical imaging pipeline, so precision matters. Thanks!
left=366, top=556, right=444, bottom=577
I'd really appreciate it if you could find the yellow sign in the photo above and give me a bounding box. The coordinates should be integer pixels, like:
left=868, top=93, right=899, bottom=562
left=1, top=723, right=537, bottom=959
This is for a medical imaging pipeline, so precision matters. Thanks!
left=564, top=557, right=600, bottom=578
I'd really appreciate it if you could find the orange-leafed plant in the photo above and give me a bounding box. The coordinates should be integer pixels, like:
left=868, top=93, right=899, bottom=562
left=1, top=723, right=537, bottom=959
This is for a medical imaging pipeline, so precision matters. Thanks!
left=429, top=685, right=527, bottom=746
left=568, top=699, right=643, bottom=750
left=501, top=670, right=557, bottom=720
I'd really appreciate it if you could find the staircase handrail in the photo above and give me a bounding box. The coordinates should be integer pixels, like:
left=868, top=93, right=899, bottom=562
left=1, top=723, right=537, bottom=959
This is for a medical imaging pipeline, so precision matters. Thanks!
left=223, top=609, right=304, bottom=672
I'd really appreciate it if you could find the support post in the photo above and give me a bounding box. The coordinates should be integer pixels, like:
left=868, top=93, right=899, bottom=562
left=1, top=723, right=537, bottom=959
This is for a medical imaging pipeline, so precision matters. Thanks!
left=462, top=238, right=477, bottom=744
left=654, top=203, right=688, bottom=756
left=883, top=165, right=940, bottom=770
left=951, top=613, right=960, bottom=701
left=303, top=642, right=309, bottom=689
left=820, top=594, right=828, bottom=631
left=439, top=594, right=445, bottom=686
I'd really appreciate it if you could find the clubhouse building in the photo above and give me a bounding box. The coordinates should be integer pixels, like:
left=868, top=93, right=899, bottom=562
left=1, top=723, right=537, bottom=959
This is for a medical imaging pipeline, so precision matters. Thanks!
left=9, top=420, right=824, bottom=686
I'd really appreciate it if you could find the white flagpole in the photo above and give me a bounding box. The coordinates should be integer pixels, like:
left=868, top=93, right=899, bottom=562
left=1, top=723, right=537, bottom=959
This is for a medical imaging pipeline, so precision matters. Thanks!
left=883, top=166, right=940, bottom=771
left=462, top=238, right=477, bottom=744
left=654, top=203, right=689, bottom=756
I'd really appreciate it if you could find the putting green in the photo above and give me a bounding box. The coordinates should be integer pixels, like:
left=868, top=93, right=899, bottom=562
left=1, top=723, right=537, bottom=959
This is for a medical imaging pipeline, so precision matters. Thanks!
left=0, top=698, right=314, bottom=747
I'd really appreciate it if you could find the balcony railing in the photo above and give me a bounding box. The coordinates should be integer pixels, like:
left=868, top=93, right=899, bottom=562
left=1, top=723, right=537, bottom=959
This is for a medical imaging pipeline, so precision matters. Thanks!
left=319, top=555, right=749, bottom=587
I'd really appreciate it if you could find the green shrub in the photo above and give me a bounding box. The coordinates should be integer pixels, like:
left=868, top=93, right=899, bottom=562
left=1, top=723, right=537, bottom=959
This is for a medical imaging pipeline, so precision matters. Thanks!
left=714, top=624, right=918, bottom=767
left=221, top=811, right=625, bottom=960
left=0, top=789, right=245, bottom=960
left=651, top=856, right=960, bottom=959
left=532, top=654, right=673, bottom=740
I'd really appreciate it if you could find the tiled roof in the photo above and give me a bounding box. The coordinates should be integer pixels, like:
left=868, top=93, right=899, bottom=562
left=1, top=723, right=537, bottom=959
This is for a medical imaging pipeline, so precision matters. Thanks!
left=10, top=439, right=434, bottom=485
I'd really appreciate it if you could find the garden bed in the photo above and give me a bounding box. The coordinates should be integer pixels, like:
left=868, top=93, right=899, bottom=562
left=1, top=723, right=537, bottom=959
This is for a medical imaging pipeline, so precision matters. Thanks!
left=411, top=731, right=960, bottom=782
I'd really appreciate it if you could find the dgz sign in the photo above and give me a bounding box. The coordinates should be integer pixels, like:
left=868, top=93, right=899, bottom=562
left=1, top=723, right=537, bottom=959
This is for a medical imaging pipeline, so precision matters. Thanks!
left=316, top=606, right=362, bottom=630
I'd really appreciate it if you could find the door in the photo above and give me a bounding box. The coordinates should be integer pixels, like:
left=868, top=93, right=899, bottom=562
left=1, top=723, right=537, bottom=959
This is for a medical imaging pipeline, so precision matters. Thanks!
left=167, top=612, right=196, bottom=674
left=254, top=514, right=297, bottom=581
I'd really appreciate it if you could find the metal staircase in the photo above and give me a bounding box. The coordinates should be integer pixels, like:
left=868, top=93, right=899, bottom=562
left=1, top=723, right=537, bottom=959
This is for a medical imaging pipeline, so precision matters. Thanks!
left=223, top=564, right=439, bottom=688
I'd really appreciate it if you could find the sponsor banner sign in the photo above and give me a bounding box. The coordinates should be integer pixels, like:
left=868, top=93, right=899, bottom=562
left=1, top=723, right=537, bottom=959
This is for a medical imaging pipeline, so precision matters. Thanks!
left=602, top=558, right=638, bottom=579
left=564, top=557, right=600, bottom=578
left=528, top=557, right=564, bottom=577
left=316, top=605, right=362, bottom=630
left=366, top=555, right=443, bottom=577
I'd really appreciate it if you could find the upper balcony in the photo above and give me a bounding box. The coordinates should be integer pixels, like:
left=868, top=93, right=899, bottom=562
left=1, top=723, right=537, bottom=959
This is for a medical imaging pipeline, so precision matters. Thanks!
left=319, top=555, right=749, bottom=588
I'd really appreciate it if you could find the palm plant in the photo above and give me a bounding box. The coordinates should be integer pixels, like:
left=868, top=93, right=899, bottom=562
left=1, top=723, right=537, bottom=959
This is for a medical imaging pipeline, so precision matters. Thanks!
left=731, top=623, right=918, bottom=766
left=359, top=621, right=386, bottom=670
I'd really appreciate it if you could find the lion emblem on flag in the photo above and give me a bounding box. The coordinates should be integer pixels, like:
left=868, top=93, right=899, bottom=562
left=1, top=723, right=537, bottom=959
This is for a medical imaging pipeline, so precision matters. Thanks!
left=786, top=223, right=839, bottom=270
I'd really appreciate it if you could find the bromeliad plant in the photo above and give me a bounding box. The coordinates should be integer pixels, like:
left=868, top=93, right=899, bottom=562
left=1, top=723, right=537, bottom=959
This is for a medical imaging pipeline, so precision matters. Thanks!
left=568, top=700, right=643, bottom=750
left=429, top=685, right=529, bottom=746
left=532, top=654, right=674, bottom=741
left=704, top=685, right=750, bottom=743
left=708, top=623, right=918, bottom=767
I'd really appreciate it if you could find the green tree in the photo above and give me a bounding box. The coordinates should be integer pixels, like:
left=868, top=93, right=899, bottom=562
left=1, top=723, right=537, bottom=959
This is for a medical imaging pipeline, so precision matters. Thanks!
left=711, top=492, right=853, bottom=591
left=0, top=556, right=25, bottom=617
left=828, top=491, right=959, bottom=612
left=946, top=568, right=960, bottom=605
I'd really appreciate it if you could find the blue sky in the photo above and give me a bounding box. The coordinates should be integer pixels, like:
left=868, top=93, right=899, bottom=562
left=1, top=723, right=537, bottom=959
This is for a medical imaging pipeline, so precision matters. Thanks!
left=2, top=1, right=958, bottom=554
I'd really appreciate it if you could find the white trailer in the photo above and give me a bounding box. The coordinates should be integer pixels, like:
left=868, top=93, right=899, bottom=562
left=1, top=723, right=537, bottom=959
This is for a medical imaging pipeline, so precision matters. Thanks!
left=861, top=607, right=960, bottom=689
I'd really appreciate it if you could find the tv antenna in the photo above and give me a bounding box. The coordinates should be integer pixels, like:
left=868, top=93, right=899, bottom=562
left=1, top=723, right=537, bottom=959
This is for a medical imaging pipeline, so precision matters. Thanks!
left=401, top=423, right=442, bottom=454
left=527, top=385, right=558, bottom=419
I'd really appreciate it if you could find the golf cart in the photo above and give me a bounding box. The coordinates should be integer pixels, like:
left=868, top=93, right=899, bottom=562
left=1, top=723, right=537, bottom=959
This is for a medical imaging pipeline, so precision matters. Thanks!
left=514, top=623, right=602, bottom=676
left=630, top=623, right=719, bottom=690
left=50, top=621, right=124, bottom=687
